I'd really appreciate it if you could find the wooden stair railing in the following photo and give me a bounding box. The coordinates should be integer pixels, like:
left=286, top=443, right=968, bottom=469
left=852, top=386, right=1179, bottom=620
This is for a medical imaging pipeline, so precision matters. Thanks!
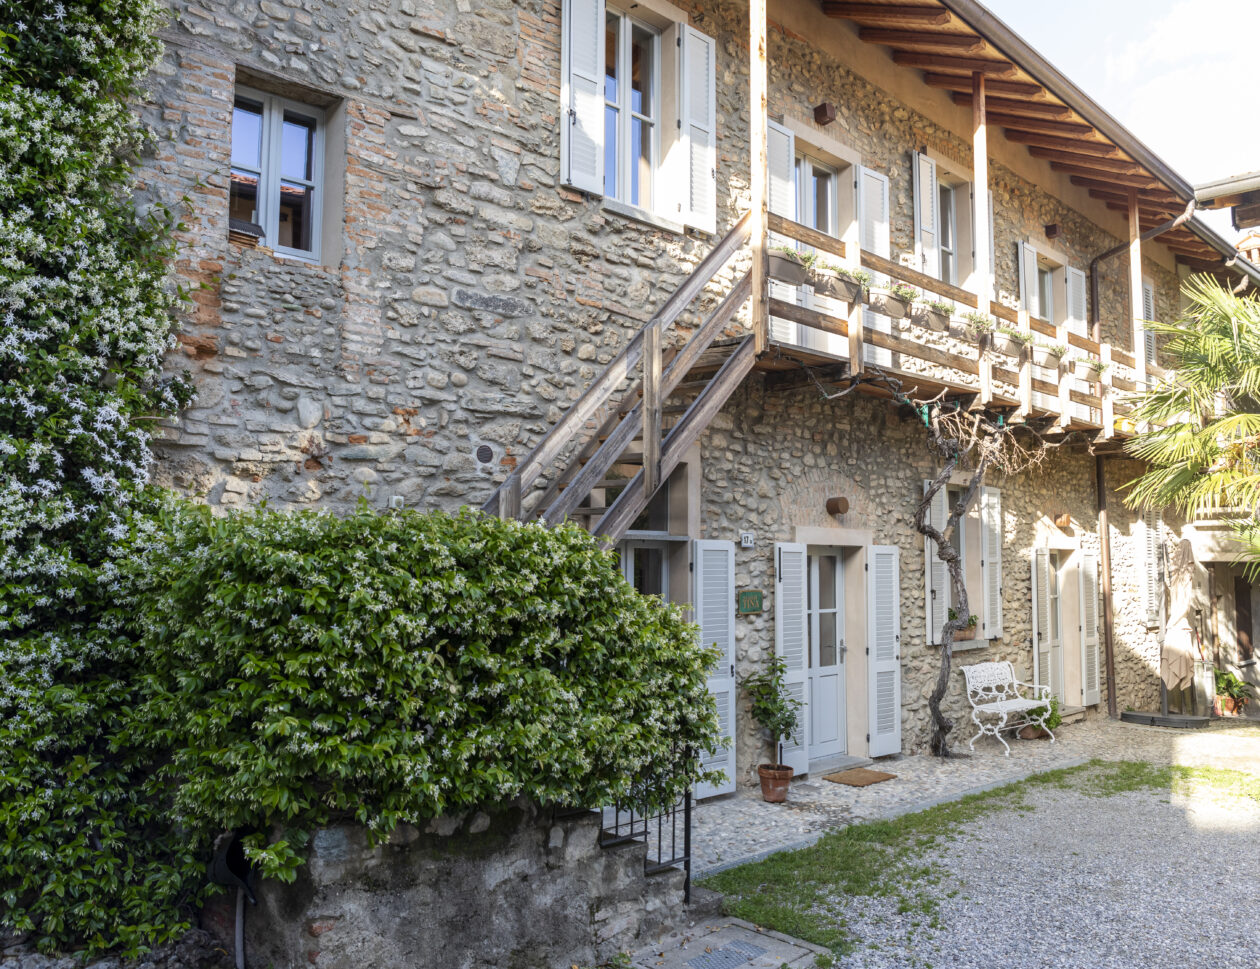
left=481, top=211, right=754, bottom=541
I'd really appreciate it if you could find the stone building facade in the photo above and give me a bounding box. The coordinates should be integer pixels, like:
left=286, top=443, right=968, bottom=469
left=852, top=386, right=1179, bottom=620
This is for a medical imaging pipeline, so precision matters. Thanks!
left=139, top=0, right=1250, bottom=791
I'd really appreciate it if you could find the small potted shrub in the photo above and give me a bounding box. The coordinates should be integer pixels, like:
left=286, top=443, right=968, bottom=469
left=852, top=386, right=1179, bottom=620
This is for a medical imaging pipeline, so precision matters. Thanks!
left=813, top=261, right=869, bottom=302
left=911, top=297, right=955, bottom=333
left=960, top=311, right=994, bottom=344
left=769, top=245, right=810, bottom=286
left=948, top=607, right=979, bottom=642
left=1033, top=342, right=1067, bottom=370
left=1019, top=696, right=1062, bottom=739
left=1213, top=669, right=1255, bottom=716
left=867, top=282, right=917, bottom=320
left=741, top=657, right=802, bottom=803
left=991, top=324, right=1031, bottom=357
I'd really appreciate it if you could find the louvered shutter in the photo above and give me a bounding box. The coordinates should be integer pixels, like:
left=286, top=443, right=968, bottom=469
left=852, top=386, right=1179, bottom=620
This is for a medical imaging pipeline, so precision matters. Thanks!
left=913, top=151, right=940, bottom=278
left=693, top=539, right=736, bottom=799
left=1142, top=509, right=1162, bottom=626
left=1142, top=280, right=1158, bottom=367
left=774, top=542, right=809, bottom=774
left=923, top=481, right=951, bottom=646
left=980, top=486, right=1003, bottom=639
left=560, top=0, right=605, bottom=195
left=1017, top=241, right=1040, bottom=317
left=767, top=121, right=798, bottom=344
left=860, top=167, right=892, bottom=367
left=867, top=545, right=902, bottom=757
left=679, top=26, right=716, bottom=233
left=1079, top=551, right=1101, bottom=706
left=1066, top=267, right=1088, bottom=336
left=1032, top=547, right=1052, bottom=690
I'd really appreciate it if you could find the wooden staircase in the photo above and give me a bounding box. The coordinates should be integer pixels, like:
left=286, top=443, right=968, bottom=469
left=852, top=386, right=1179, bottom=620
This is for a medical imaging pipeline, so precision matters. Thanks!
left=482, top=212, right=754, bottom=542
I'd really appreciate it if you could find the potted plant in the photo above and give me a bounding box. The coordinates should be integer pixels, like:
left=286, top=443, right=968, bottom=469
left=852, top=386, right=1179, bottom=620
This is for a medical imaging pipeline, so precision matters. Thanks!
left=1033, top=342, right=1067, bottom=369
left=1019, top=695, right=1062, bottom=739
left=911, top=297, right=954, bottom=333
left=813, top=261, right=869, bottom=303
left=960, top=311, right=994, bottom=344
left=867, top=282, right=917, bottom=320
left=948, top=607, right=979, bottom=642
left=1213, top=669, right=1255, bottom=716
left=769, top=245, right=810, bottom=286
left=741, top=657, right=802, bottom=803
left=991, top=325, right=1032, bottom=357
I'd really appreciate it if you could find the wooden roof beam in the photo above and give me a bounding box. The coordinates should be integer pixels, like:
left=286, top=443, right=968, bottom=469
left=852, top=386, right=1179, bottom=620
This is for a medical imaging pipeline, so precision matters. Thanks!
left=820, top=2, right=952, bottom=25
left=986, top=114, right=1094, bottom=137
left=1031, top=149, right=1143, bottom=174
left=892, top=51, right=1017, bottom=75
left=951, top=93, right=1072, bottom=118
left=1049, top=163, right=1161, bottom=188
left=859, top=28, right=985, bottom=52
left=1069, top=176, right=1177, bottom=201
left=1005, top=130, right=1123, bottom=157
left=924, top=73, right=1041, bottom=96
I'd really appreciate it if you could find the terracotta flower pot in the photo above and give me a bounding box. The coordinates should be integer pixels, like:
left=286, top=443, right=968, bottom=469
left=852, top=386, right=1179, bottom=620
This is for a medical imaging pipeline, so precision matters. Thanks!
left=768, top=251, right=809, bottom=286
left=757, top=764, right=793, bottom=802
left=1018, top=724, right=1049, bottom=740
left=1218, top=696, right=1241, bottom=717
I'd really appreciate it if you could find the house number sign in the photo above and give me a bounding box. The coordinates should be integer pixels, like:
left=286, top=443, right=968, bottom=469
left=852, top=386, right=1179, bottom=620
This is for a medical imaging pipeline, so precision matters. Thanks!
left=736, top=589, right=764, bottom=615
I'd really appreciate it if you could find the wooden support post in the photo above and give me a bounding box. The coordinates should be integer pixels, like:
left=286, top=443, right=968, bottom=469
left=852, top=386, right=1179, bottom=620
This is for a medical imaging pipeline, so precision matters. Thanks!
left=1054, top=318, right=1071, bottom=429
left=750, top=0, right=769, bottom=354
left=1128, top=189, right=1146, bottom=387
left=1016, top=309, right=1032, bottom=418
left=1099, top=343, right=1115, bottom=439
left=498, top=471, right=522, bottom=520
left=971, top=72, right=993, bottom=405
left=642, top=323, right=662, bottom=495
left=847, top=295, right=865, bottom=374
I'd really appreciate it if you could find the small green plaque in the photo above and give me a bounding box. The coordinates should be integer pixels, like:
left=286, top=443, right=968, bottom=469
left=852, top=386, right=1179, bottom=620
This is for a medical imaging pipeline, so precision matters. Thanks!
left=736, top=589, right=764, bottom=615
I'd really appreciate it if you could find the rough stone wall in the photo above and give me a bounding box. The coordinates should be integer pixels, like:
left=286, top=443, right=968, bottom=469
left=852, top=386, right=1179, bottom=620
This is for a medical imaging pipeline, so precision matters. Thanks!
left=1, top=932, right=229, bottom=969
left=204, top=803, right=681, bottom=969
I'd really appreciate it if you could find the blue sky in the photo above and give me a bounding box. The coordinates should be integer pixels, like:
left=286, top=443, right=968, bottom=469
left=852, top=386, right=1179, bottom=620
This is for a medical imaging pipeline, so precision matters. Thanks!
left=983, top=0, right=1258, bottom=242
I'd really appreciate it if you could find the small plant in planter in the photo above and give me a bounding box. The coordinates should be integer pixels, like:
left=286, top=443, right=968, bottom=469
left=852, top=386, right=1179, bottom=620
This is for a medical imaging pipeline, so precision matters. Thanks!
left=741, top=657, right=802, bottom=803
left=1033, top=342, right=1068, bottom=369
left=960, top=311, right=994, bottom=343
left=991, top=324, right=1032, bottom=356
left=813, top=261, right=870, bottom=302
left=947, top=607, right=979, bottom=641
left=868, top=282, right=917, bottom=320
left=1020, top=696, right=1062, bottom=739
left=912, top=297, right=955, bottom=332
left=769, top=245, right=811, bottom=286
left=1214, top=669, right=1255, bottom=716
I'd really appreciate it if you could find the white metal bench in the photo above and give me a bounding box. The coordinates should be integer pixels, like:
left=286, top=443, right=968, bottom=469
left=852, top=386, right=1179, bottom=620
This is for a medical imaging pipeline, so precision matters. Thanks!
left=961, top=661, right=1056, bottom=756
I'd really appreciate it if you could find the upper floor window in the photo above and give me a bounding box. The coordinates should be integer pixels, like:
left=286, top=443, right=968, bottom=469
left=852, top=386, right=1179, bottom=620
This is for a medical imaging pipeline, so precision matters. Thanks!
left=230, top=86, right=324, bottom=261
left=938, top=182, right=957, bottom=285
left=561, top=0, right=716, bottom=232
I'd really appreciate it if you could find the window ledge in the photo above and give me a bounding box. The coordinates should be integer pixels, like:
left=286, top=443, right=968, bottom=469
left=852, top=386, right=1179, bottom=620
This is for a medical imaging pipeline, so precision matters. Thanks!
left=601, top=198, right=687, bottom=236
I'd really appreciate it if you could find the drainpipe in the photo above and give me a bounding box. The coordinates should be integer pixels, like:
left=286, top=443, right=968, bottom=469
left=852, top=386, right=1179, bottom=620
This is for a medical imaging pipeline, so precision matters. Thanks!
left=1095, top=454, right=1119, bottom=719
left=1088, top=198, right=1197, bottom=341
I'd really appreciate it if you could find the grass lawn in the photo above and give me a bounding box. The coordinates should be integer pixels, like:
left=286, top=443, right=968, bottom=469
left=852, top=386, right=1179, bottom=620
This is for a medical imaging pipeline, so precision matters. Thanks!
left=700, top=759, right=1260, bottom=961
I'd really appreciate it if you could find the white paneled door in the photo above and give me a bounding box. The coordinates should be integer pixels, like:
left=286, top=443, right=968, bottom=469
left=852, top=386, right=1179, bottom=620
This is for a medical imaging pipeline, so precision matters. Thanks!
left=807, top=552, right=846, bottom=761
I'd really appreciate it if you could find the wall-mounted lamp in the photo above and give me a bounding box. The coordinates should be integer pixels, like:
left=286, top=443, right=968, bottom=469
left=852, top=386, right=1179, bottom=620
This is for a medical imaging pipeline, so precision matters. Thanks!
left=1044, top=223, right=1061, bottom=239
left=814, top=102, right=837, bottom=126
left=1054, top=512, right=1072, bottom=528
left=826, top=496, right=850, bottom=516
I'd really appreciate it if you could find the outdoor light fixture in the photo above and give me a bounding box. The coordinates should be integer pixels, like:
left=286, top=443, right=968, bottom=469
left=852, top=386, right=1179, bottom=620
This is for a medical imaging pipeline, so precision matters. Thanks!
left=1044, top=223, right=1061, bottom=239
left=814, top=102, right=836, bottom=126
left=826, top=496, right=849, bottom=516
left=1054, top=512, right=1072, bottom=528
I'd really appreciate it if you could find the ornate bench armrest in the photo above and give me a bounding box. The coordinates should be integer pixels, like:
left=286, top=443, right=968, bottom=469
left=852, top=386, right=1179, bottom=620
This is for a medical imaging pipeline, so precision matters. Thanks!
left=1015, top=680, right=1051, bottom=701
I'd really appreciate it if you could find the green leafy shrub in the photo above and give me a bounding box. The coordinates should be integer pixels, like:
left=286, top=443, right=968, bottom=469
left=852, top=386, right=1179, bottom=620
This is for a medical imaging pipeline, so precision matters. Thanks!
left=741, top=657, right=801, bottom=766
left=1025, top=695, right=1063, bottom=731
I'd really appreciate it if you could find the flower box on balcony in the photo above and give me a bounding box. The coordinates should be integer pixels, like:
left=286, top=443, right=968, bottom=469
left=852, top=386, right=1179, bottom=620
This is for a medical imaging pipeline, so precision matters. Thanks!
left=911, top=300, right=953, bottom=333
left=867, top=286, right=913, bottom=320
left=769, top=248, right=809, bottom=286
left=1032, top=344, right=1066, bottom=369
left=990, top=326, right=1031, bottom=357
left=812, top=264, right=867, bottom=303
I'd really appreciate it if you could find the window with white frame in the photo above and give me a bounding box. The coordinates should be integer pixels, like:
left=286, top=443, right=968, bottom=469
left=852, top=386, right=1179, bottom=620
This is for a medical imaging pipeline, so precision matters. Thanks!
left=562, top=0, right=716, bottom=231
left=912, top=150, right=973, bottom=287
left=230, top=87, right=324, bottom=260
left=938, top=181, right=958, bottom=285
left=923, top=481, right=1003, bottom=648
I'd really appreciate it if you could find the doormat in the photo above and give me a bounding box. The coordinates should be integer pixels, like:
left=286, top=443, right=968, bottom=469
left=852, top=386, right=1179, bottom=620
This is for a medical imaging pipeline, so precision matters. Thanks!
left=822, top=767, right=896, bottom=787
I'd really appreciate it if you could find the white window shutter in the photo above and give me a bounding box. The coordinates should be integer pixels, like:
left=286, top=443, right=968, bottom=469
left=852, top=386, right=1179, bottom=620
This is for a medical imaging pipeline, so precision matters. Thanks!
left=1032, top=548, right=1051, bottom=690
left=923, top=480, right=951, bottom=646
left=867, top=545, right=902, bottom=757
left=1142, top=509, right=1162, bottom=626
left=766, top=121, right=798, bottom=344
left=679, top=26, right=716, bottom=233
left=1017, top=241, right=1039, bottom=317
left=1066, top=266, right=1088, bottom=337
left=774, top=542, right=809, bottom=774
left=980, top=486, right=1003, bottom=639
left=912, top=151, right=940, bottom=277
left=860, top=168, right=892, bottom=367
left=692, top=539, right=736, bottom=799
left=560, top=0, right=605, bottom=195
left=1079, top=551, right=1101, bottom=706
left=1142, top=280, right=1158, bottom=366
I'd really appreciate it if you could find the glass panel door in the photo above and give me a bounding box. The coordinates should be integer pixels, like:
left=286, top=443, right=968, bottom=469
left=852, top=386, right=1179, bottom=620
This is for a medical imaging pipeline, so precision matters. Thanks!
left=807, top=553, right=846, bottom=761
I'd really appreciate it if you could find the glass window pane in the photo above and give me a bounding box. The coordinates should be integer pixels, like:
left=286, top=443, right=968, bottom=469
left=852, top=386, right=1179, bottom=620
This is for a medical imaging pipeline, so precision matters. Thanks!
left=278, top=180, right=314, bottom=252
left=604, top=12, right=619, bottom=103
left=229, top=168, right=260, bottom=226
left=938, top=184, right=954, bottom=249
left=231, top=99, right=263, bottom=169
left=631, top=24, right=654, bottom=117
left=818, top=555, right=836, bottom=610
left=604, top=105, right=619, bottom=199
left=818, top=613, right=837, bottom=666
left=631, top=547, right=665, bottom=598
left=280, top=112, right=315, bottom=181
left=812, top=167, right=832, bottom=235
left=631, top=117, right=651, bottom=209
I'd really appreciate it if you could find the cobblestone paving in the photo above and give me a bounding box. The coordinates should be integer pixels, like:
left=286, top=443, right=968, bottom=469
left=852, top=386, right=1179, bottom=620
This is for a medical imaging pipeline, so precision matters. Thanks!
left=693, top=716, right=1260, bottom=874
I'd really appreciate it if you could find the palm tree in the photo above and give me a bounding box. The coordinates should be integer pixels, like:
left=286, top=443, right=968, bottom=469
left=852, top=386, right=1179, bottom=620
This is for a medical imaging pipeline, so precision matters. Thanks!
left=1125, top=274, right=1260, bottom=559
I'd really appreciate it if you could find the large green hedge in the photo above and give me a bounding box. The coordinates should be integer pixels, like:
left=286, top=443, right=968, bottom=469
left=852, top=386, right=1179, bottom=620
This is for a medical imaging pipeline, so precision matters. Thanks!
left=3, top=504, right=722, bottom=954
